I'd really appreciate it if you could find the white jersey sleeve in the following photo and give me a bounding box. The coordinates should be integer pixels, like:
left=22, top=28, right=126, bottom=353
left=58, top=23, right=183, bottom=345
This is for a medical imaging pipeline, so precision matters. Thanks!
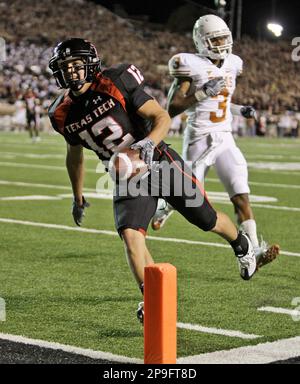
left=168, top=54, right=195, bottom=78
left=232, top=55, right=243, bottom=77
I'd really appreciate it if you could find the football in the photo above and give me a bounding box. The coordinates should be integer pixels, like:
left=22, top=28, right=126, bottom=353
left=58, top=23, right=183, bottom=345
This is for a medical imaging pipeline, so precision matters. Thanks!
left=109, top=148, right=148, bottom=181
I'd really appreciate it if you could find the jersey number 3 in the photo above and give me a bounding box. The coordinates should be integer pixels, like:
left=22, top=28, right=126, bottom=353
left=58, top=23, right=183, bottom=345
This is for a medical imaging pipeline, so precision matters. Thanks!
left=210, top=89, right=229, bottom=123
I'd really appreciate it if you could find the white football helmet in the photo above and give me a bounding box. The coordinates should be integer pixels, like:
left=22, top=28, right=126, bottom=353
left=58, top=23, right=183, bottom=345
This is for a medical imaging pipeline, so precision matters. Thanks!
left=193, top=14, right=233, bottom=60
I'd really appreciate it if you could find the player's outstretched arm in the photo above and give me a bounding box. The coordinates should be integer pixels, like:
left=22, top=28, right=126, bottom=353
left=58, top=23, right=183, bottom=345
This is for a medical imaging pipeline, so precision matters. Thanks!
left=231, top=103, right=257, bottom=120
left=66, top=143, right=90, bottom=226
left=66, top=143, right=84, bottom=206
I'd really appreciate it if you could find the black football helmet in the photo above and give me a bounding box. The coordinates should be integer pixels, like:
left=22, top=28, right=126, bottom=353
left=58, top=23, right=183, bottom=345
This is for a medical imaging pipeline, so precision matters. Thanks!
left=49, top=38, right=101, bottom=90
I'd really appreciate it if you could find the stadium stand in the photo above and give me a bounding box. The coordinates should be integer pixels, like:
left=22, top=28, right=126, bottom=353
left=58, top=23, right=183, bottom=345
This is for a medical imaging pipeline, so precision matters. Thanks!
left=0, top=0, right=299, bottom=136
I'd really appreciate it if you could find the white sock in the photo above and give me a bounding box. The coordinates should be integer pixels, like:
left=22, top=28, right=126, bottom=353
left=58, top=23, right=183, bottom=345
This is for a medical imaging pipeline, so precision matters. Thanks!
left=240, top=219, right=259, bottom=249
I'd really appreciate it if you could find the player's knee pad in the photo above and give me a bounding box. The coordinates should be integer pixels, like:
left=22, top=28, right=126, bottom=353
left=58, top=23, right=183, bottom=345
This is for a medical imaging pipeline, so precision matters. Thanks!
left=228, top=181, right=250, bottom=200
left=187, top=205, right=217, bottom=232
left=199, top=209, right=217, bottom=232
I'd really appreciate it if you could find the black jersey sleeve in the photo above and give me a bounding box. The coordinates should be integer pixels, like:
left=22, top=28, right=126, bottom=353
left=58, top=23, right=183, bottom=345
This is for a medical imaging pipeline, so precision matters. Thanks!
left=104, top=63, right=153, bottom=111
left=48, top=97, right=80, bottom=146
left=49, top=116, right=80, bottom=146
left=119, top=64, right=153, bottom=110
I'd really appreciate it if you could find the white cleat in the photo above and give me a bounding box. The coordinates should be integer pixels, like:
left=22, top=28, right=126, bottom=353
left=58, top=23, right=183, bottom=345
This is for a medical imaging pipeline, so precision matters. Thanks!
left=236, top=234, right=257, bottom=281
left=255, top=238, right=280, bottom=271
left=137, top=301, right=144, bottom=324
left=151, top=199, right=174, bottom=231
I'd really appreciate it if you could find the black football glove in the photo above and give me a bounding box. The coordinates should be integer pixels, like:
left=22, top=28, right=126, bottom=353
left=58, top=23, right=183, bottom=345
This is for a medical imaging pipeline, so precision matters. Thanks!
left=72, top=196, right=90, bottom=226
left=241, top=106, right=257, bottom=120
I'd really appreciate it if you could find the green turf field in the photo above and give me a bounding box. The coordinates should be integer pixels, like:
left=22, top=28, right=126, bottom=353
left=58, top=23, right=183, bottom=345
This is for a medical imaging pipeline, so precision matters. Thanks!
left=0, top=132, right=299, bottom=360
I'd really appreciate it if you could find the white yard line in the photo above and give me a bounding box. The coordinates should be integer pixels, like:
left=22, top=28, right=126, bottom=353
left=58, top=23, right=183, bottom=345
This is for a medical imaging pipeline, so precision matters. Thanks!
left=0, top=151, right=97, bottom=160
left=0, top=162, right=97, bottom=173
left=246, top=155, right=300, bottom=161
left=249, top=169, right=300, bottom=176
left=1, top=332, right=299, bottom=364
left=177, top=323, right=261, bottom=339
left=0, top=178, right=300, bottom=212
left=0, top=195, right=62, bottom=201
left=0, top=142, right=67, bottom=152
left=217, top=201, right=300, bottom=212
left=177, top=336, right=300, bottom=364
left=248, top=162, right=300, bottom=171
left=0, top=333, right=142, bottom=364
left=258, top=306, right=300, bottom=317
left=206, top=178, right=300, bottom=190
left=2, top=151, right=300, bottom=162
left=0, top=217, right=299, bottom=258
left=0, top=180, right=95, bottom=192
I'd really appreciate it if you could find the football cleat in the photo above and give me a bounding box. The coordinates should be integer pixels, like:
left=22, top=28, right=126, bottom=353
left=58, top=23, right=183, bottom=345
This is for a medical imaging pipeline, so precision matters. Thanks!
left=151, top=199, right=174, bottom=231
left=137, top=302, right=144, bottom=324
left=255, top=239, right=280, bottom=271
left=236, top=234, right=257, bottom=281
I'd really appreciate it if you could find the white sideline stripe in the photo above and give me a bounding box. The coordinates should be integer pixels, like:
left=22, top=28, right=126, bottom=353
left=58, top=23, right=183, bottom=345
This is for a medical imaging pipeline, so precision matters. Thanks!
left=0, top=217, right=299, bottom=258
left=206, top=178, right=300, bottom=190
left=0, top=180, right=95, bottom=192
left=0, top=151, right=96, bottom=160
left=0, top=195, right=62, bottom=201
left=252, top=143, right=300, bottom=149
left=246, top=154, right=300, bottom=160
left=3, top=176, right=300, bottom=192
left=248, top=203, right=300, bottom=212
left=0, top=162, right=96, bottom=173
left=177, top=336, right=300, bottom=364
left=2, top=179, right=300, bottom=212
left=59, top=191, right=278, bottom=204
left=251, top=169, right=300, bottom=176
left=218, top=201, right=300, bottom=212
left=0, top=333, right=142, bottom=364
left=248, top=162, right=300, bottom=171
left=257, top=306, right=300, bottom=317
left=1, top=161, right=300, bottom=189
left=177, top=323, right=261, bottom=339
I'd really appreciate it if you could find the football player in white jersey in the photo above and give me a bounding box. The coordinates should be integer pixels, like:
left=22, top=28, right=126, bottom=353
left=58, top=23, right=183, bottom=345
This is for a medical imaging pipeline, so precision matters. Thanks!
left=152, top=14, right=279, bottom=268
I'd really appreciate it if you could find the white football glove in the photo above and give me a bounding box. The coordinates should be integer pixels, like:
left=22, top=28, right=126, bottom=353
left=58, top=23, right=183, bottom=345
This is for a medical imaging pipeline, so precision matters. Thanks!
left=202, top=77, right=226, bottom=97
left=195, top=77, right=226, bottom=101
left=131, top=138, right=155, bottom=168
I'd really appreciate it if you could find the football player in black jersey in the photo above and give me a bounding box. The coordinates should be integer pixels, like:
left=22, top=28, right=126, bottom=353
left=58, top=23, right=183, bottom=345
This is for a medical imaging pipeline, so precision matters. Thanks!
left=48, top=38, right=260, bottom=323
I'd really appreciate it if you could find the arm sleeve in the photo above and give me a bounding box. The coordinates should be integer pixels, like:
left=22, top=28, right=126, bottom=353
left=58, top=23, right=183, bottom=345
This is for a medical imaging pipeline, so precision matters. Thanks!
left=48, top=96, right=80, bottom=146
left=230, top=103, right=243, bottom=116
left=119, top=64, right=153, bottom=111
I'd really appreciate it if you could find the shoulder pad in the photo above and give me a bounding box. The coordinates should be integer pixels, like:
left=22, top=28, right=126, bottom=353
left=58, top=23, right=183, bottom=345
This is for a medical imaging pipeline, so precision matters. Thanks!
left=168, top=54, right=192, bottom=78
left=102, top=63, right=129, bottom=80
left=103, top=63, right=145, bottom=94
